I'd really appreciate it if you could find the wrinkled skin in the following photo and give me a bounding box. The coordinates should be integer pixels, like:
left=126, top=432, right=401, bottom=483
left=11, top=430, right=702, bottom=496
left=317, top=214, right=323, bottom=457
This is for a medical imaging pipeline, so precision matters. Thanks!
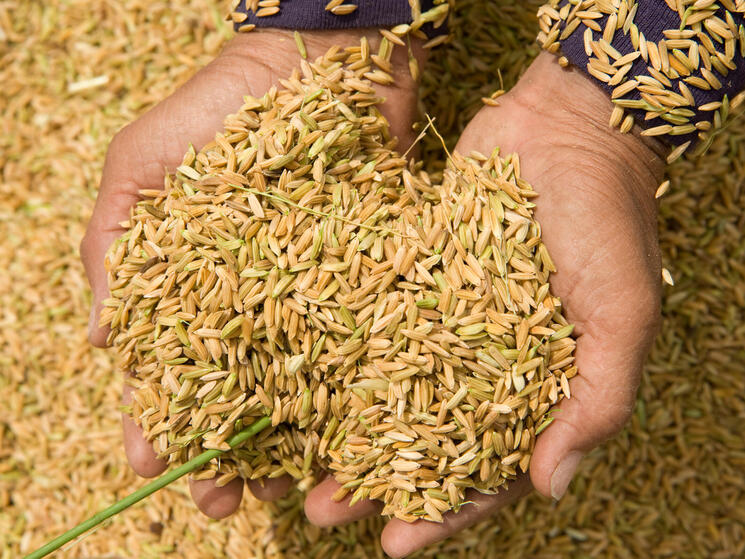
left=81, top=33, right=663, bottom=557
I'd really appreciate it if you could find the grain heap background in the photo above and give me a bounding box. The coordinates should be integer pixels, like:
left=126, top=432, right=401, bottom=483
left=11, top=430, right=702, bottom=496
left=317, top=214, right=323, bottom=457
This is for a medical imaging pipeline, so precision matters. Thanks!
left=1, top=1, right=743, bottom=557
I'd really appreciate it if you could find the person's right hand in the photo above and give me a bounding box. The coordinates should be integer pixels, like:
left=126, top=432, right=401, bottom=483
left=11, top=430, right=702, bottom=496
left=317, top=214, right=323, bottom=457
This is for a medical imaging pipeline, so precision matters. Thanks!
left=80, top=28, right=421, bottom=519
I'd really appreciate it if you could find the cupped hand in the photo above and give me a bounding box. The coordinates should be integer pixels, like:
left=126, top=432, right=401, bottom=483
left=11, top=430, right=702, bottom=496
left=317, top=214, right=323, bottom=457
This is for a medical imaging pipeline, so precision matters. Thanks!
left=80, top=28, right=421, bottom=519
left=302, top=52, right=666, bottom=557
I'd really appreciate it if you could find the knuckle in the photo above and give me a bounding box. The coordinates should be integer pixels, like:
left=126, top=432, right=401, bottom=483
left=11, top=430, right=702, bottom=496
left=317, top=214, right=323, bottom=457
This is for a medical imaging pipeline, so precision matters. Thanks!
left=79, top=233, right=90, bottom=257
left=569, top=375, right=636, bottom=444
left=580, top=400, right=632, bottom=443
left=79, top=232, right=95, bottom=264
left=107, top=123, right=135, bottom=159
left=636, top=280, right=662, bottom=334
left=602, top=401, right=634, bottom=433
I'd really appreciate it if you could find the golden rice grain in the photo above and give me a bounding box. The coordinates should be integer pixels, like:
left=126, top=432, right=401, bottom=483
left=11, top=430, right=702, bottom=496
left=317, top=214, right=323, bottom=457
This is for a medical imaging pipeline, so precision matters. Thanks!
left=655, top=179, right=671, bottom=199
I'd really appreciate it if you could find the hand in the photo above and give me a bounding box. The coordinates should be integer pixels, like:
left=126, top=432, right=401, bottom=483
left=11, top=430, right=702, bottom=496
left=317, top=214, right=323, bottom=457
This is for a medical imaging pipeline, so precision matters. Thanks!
left=302, top=52, right=665, bottom=556
left=80, top=28, right=421, bottom=519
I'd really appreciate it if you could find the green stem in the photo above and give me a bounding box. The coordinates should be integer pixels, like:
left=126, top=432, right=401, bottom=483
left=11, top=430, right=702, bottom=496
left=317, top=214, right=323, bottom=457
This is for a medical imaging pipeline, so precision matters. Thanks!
left=25, top=416, right=272, bottom=559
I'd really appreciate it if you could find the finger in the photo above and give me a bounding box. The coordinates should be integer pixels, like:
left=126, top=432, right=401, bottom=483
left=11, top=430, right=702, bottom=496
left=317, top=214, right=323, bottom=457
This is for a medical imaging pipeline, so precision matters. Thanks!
left=247, top=475, right=293, bottom=501
left=121, top=381, right=167, bottom=478
left=188, top=476, right=244, bottom=520
left=529, top=328, right=652, bottom=501
left=304, top=475, right=382, bottom=527
left=380, top=475, right=533, bottom=558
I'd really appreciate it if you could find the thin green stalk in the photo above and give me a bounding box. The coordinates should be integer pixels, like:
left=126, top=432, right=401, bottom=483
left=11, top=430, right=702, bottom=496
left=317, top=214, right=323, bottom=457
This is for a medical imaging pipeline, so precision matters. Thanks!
left=25, top=416, right=272, bottom=559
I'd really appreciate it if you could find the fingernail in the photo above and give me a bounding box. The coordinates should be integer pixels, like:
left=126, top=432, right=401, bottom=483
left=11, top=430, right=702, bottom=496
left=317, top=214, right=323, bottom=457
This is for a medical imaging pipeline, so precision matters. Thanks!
left=550, top=451, right=583, bottom=500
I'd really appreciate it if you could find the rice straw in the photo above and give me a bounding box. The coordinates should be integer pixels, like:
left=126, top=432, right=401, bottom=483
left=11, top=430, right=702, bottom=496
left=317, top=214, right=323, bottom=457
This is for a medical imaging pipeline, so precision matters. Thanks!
left=25, top=416, right=272, bottom=559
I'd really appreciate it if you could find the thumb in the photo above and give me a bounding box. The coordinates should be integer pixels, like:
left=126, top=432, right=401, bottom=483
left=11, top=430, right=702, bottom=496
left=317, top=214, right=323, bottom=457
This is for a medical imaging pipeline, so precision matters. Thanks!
left=529, top=330, right=646, bottom=500
left=80, top=132, right=143, bottom=347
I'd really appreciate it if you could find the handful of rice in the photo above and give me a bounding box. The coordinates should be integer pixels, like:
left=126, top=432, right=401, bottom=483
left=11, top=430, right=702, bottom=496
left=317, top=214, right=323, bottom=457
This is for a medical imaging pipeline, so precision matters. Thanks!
left=102, top=42, right=577, bottom=523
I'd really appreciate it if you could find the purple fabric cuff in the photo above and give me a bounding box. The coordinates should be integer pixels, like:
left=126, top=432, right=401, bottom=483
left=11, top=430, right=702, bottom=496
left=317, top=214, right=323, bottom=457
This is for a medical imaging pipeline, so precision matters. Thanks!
left=233, top=0, right=443, bottom=37
left=559, top=4, right=745, bottom=146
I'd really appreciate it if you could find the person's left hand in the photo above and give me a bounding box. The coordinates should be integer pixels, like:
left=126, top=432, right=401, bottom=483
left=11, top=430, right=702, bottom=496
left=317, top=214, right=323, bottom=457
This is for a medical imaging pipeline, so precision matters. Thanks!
left=302, top=52, right=665, bottom=557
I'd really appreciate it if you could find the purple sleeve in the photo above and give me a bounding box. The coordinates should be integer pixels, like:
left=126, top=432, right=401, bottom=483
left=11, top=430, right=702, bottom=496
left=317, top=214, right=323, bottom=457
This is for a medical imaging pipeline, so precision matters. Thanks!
left=539, top=1, right=745, bottom=150
left=232, top=0, right=443, bottom=36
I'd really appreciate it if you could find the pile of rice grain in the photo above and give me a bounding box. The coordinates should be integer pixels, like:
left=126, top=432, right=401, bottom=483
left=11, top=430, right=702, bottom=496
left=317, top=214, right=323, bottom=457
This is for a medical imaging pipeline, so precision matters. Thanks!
left=102, top=41, right=576, bottom=522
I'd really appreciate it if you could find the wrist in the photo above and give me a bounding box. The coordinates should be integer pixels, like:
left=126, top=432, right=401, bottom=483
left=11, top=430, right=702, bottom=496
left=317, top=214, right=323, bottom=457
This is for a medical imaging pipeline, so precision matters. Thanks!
left=510, top=52, right=665, bottom=196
